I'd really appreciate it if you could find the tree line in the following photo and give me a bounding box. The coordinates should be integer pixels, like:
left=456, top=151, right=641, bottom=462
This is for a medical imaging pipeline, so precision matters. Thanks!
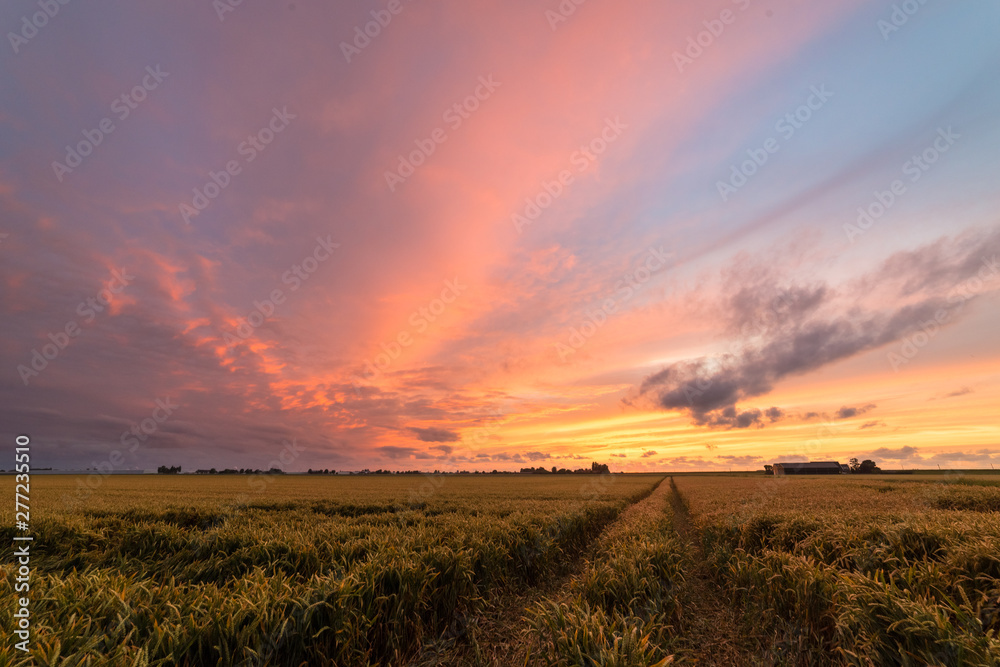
left=157, top=466, right=284, bottom=475
left=157, top=462, right=615, bottom=475
left=848, top=458, right=881, bottom=474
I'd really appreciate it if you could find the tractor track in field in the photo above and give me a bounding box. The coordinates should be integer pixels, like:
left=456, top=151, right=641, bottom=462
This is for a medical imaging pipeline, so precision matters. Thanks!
left=407, top=476, right=671, bottom=667
left=668, top=477, right=762, bottom=666
left=410, top=477, right=764, bottom=666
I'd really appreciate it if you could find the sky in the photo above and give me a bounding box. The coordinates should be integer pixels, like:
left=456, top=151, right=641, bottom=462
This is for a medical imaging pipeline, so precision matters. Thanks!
left=1, top=0, right=999, bottom=473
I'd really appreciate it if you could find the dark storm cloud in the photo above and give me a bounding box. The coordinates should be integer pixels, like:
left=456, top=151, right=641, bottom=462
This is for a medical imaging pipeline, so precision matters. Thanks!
left=689, top=404, right=787, bottom=430
left=835, top=404, right=876, bottom=419
left=407, top=427, right=460, bottom=443
left=857, top=227, right=1000, bottom=296
left=723, top=281, right=829, bottom=337
left=378, top=446, right=434, bottom=460
left=693, top=407, right=763, bottom=429
left=717, top=455, right=763, bottom=466
left=640, top=300, right=950, bottom=417
left=631, top=229, right=999, bottom=428
left=490, top=452, right=526, bottom=463
left=944, top=387, right=973, bottom=398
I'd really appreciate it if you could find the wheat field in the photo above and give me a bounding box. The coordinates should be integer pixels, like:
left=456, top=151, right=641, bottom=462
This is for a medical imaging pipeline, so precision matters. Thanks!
left=3, top=473, right=1000, bottom=665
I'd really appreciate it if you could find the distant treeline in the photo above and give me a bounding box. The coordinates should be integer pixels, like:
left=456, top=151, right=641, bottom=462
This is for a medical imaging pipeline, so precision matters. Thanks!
left=157, top=466, right=285, bottom=475
left=847, top=458, right=882, bottom=474
left=155, top=462, right=615, bottom=475
left=520, top=462, right=612, bottom=475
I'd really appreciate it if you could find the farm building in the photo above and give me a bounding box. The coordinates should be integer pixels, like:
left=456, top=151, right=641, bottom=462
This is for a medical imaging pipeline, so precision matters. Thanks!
left=772, top=461, right=843, bottom=475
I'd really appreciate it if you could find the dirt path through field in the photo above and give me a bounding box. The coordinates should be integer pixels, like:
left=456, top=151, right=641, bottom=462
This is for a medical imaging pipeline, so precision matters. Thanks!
left=668, top=477, right=761, bottom=665
left=408, top=476, right=670, bottom=667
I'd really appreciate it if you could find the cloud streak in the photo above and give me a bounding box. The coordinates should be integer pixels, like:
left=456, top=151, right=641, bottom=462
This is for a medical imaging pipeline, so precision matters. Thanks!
left=408, top=427, right=460, bottom=443
left=632, top=229, right=1000, bottom=427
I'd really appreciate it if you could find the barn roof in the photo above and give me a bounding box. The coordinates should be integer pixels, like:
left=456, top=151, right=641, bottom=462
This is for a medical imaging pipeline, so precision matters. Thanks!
left=774, top=461, right=841, bottom=468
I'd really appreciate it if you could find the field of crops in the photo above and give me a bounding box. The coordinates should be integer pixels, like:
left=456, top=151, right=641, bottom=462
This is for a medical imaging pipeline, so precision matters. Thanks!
left=674, top=474, right=1000, bottom=666
left=0, top=474, right=664, bottom=666
left=4, top=472, right=1000, bottom=666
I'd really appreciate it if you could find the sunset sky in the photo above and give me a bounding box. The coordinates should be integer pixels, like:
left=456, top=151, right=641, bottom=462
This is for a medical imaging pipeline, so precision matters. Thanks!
left=2, top=0, right=999, bottom=472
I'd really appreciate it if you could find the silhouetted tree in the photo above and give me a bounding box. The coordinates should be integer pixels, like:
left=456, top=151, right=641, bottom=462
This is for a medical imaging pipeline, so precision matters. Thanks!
left=858, top=459, right=880, bottom=474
